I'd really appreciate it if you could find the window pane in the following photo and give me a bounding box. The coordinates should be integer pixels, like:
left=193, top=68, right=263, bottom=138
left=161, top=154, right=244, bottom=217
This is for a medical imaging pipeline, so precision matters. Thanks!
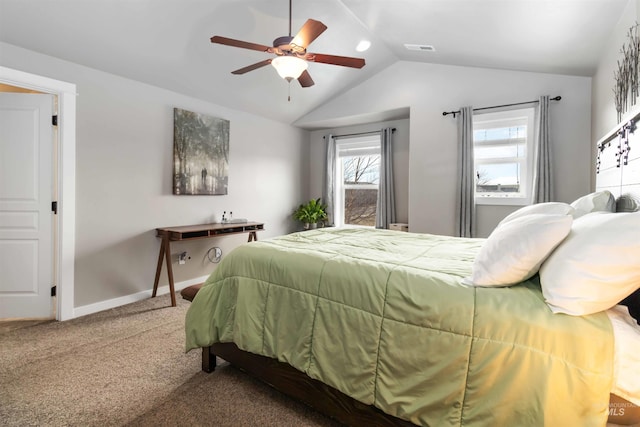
left=476, top=163, right=521, bottom=194
left=342, top=155, right=380, bottom=226
left=344, top=188, right=377, bottom=226
left=472, top=108, right=533, bottom=204
left=342, top=155, right=380, bottom=184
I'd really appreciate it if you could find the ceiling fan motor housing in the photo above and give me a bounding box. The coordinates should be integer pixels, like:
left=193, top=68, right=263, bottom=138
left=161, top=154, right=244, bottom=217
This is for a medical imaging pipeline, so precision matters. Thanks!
left=273, top=36, right=305, bottom=55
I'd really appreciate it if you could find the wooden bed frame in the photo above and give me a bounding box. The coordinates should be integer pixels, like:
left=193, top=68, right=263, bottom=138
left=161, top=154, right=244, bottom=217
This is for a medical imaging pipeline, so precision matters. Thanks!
left=202, top=342, right=414, bottom=426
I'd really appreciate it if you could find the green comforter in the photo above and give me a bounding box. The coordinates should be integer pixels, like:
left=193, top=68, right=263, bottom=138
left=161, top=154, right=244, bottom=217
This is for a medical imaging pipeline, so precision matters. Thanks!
left=185, top=228, right=613, bottom=426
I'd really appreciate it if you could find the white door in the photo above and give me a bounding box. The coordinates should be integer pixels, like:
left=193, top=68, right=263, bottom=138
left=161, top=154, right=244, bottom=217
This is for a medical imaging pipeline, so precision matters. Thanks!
left=0, top=93, right=54, bottom=319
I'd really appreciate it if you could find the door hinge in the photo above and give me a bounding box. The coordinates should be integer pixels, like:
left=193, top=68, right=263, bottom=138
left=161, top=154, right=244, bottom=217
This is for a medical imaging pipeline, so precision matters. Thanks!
left=52, top=115, right=58, bottom=126
left=51, top=286, right=57, bottom=297
left=52, top=201, right=58, bottom=214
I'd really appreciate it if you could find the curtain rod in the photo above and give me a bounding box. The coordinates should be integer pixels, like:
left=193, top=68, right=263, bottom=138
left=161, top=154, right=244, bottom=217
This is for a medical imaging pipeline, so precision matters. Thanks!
left=442, top=96, right=562, bottom=118
left=323, top=128, right=396, bottom=139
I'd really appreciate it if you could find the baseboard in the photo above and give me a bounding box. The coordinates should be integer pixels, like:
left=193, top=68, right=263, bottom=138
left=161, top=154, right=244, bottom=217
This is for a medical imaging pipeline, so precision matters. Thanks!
left=72, top=275, right=209, bottom=318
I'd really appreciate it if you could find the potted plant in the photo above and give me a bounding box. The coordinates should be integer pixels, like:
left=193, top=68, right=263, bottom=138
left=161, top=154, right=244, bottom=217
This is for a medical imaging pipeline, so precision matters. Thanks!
left=293, top=198, right=328, bottom=229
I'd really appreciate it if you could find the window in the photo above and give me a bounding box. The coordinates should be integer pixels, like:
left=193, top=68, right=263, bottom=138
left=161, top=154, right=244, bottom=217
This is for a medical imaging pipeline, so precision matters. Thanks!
left=334, top=135, right=381, bottom=227
left=473, top=108, right=535, bottom=205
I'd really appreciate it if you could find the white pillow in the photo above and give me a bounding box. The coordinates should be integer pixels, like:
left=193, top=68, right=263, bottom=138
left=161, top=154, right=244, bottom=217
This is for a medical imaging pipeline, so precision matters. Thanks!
left=540, top=212, right=640, bottom=315
left=499, top=202, right=575, bottom=226
left=463, top=214, right=573, bottom=287
left=570, top=190, right=615, bottom=218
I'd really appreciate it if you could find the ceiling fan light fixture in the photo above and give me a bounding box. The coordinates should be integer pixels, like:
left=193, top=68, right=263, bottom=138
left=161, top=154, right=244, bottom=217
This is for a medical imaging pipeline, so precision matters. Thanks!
left=271, top=55, right=308, bottom=80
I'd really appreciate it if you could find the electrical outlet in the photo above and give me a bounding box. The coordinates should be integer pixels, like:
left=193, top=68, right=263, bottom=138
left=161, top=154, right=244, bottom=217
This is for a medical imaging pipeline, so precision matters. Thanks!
left=178, top=252, right=187, bottom=265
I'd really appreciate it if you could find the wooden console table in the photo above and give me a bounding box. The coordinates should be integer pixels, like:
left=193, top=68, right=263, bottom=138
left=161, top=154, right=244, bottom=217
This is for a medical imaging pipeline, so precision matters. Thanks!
left=152, top=222, right=264, bottom=306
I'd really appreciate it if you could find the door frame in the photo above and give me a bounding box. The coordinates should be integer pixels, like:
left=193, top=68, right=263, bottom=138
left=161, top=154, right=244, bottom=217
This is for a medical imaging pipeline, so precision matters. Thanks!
left=0, top=66, right=76, bottom=321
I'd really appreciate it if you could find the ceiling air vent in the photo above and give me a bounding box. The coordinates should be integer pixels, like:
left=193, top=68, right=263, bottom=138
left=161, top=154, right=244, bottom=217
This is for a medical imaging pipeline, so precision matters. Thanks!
left=404, top=44, right=435, bottom=52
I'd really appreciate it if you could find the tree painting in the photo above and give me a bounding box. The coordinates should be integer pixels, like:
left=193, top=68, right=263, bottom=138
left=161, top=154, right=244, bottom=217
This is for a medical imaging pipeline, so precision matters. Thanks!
left=173, top=108, right=229, bottom=195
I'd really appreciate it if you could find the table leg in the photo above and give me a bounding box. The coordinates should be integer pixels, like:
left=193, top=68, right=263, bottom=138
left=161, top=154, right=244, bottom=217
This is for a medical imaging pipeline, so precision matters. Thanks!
left=152, top=236, right=166, bottom=298
left=164, top=235, right=177, bottom=307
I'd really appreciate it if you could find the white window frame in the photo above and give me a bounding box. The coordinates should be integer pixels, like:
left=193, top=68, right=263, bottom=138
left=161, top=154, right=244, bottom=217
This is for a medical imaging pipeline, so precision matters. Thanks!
left=334, top=135, right=381, bottom=228
left=473, top=108, right=535, bottom=206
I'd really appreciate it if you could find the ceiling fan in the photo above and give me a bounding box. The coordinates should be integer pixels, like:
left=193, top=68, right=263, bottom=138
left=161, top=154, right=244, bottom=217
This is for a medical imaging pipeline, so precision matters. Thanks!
left=210, top=0, right=366, bottom=88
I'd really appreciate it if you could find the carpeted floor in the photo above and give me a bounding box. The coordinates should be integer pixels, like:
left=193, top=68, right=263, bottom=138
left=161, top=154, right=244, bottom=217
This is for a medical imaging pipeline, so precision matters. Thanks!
left=0, top=294, right=341, bottom=427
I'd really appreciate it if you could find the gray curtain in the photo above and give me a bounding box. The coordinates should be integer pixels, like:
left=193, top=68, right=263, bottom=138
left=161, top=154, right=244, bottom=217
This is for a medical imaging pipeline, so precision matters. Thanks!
left=376, top=128, right=396, bottom=229
left=533, top=95, right=552, bottom=203
left=323, top=134, right=336, bottom=226
left=456, top=106, right=476, bottom=238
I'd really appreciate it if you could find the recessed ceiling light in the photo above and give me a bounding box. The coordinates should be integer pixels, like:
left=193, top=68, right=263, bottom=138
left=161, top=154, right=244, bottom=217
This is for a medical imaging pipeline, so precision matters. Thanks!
left=404, top=43, right=436, bottom=52
left=356, top=40, right=371, bottom=52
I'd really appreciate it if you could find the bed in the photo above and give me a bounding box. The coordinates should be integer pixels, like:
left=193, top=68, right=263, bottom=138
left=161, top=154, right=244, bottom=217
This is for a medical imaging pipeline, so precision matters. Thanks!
left=185, top=224, right=639, bottom=426
left=185, top=119, right=640, bottom=426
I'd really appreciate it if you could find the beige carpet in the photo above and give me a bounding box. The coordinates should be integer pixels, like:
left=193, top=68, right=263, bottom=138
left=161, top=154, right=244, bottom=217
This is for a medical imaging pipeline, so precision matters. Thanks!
left=0, top=294, right=341, bottom=427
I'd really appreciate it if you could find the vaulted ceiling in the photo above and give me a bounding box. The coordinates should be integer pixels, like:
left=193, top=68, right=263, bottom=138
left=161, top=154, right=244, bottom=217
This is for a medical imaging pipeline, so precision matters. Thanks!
left=0, top=0, right=628, bottom=126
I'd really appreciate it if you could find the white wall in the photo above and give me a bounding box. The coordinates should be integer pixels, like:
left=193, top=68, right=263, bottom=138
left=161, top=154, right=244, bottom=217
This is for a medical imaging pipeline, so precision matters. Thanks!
left=1, top=42, right=308, bottom=311
left=298, top=61, right=592, bottom=237
left=307, top=118, right=410, bottom=224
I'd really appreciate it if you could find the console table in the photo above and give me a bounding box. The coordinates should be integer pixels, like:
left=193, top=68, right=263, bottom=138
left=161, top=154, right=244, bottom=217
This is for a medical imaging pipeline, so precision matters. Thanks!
left=152, top=222, right=264, bottom=306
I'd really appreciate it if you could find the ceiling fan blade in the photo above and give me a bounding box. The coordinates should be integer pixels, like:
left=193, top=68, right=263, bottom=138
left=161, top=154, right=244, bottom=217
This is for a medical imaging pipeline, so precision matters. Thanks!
left=292, top=19, right=327, bottom=48
left=305, top=53, right=365, bottom=69
left=297, top=70, right=314, bottom=87
left=211, top=36, right=272, bottom=53
left=231, top=59, right=273, bottom=75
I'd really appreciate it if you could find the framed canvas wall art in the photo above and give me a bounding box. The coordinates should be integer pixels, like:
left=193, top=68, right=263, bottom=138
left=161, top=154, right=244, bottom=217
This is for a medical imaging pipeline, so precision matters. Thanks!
left=173, top=108, right=229, bottom=195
